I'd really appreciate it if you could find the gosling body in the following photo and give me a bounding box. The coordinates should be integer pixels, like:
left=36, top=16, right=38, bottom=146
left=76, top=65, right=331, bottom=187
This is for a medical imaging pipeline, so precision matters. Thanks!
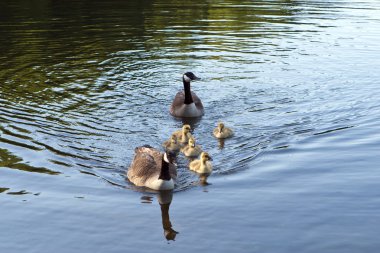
left=181, top=137, right=202, bottom=157
left=189, top=152, right=213, bottom=174
left=172, top=124, right=193, bottom=144
left=213, top=122, right=233, bottom=139
left=163, top=134, right=181, bottom=153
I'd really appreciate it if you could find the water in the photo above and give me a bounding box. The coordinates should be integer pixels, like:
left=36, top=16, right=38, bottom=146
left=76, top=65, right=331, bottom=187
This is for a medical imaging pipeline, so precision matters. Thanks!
left=1, top=0, right=380, bottom=252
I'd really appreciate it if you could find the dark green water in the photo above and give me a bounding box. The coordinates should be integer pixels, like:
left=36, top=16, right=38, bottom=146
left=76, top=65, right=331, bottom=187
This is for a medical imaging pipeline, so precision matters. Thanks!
left=1, top=0, right=380, bottom=252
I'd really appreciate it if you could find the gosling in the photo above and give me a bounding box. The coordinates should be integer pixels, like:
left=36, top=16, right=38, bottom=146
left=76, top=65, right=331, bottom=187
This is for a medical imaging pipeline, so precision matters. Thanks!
left=162, top=134, right=181, bottom=153
left=213, top=122, right=233, bottom=139
left=172, top=124, right=193, bottom=144
left=181, top=137, right=202, bottom=157
left=189, top=152, right=213, bottom=174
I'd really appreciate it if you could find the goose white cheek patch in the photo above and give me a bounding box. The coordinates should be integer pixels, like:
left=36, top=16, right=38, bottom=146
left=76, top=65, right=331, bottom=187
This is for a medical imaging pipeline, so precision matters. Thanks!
left=163, top=152, right=170, bottom=163
left=183, top=75, right=191, bottom=82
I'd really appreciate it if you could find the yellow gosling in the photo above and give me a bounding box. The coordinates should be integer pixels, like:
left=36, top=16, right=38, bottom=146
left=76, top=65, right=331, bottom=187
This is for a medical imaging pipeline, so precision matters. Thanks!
left=189, top=152, right=213, bottom=174
left=172, top=124, right=193, bottom=144
left=181, top=137, right=202, bottom=157
left=213, top=122, right=233, bottom=139
left=163, top=134, right=181, bottom=153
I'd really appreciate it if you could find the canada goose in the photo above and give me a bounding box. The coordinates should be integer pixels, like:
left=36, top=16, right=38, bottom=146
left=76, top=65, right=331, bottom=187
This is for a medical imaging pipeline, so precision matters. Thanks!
left=181, top=137, right=202, bottom=157
left=170, top=72, right=204, bottom=118
left=172, top=124, right=193, bottom=144
left=162, top=134, right=181, bottom=153
left=127, top=145, right=177, bottom=190
left=213, top=122, right=233, bottom=139
left=189, top=152, right=213, bottom=174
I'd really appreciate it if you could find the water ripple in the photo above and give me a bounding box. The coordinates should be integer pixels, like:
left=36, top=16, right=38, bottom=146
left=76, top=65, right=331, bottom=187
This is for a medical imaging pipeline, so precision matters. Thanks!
left=1, top=0, right=380, bottom=191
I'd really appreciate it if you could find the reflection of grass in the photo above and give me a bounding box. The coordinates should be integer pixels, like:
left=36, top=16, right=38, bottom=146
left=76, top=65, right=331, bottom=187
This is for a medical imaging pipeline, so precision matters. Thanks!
left=6, top=190, right=31, bottom=195
left=0, top=188, right=10, bottom=193
left=0, top=148, right=60, bottom=175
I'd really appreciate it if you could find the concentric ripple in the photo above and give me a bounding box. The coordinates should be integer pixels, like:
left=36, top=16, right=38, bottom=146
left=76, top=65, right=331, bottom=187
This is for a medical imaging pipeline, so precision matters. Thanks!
left=1, top=0, right=380, bottom=191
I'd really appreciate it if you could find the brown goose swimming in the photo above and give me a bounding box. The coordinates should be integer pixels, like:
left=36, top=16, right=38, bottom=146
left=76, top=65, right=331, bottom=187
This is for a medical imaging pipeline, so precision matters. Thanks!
left=127, top=145, right=177, bottom=190
left=170, top=72, right=204, bottom=118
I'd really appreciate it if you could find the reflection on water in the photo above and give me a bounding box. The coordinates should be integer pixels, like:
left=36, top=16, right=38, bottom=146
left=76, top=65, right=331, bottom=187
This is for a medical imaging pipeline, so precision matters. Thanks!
left=141, top=190, right=178, bottom=241
left=157, top=190, right=178, bottom=241
left=0, top=188, right=10, bottom=193
left=217, top=138, right=225, bottom=149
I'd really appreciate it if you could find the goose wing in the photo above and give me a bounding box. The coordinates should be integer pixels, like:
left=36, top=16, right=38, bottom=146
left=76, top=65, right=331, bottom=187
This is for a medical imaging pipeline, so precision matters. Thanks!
left=170, top=91, right=185, bottom=114
left=128, top=146, right=161, bottom=185
left=191, top=92, right=204, bottom=112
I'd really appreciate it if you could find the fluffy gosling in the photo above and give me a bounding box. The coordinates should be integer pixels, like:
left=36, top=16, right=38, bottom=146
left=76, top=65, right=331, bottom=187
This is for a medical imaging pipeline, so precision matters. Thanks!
left=172, top=124, right=193, bottom=144
left=181, top=137, right=202, bottom=157
left=213, top=122, right=233, bottom=139
left=189, top=152, right=213, bottom=174
left=163, top=134, right=181, bottom=153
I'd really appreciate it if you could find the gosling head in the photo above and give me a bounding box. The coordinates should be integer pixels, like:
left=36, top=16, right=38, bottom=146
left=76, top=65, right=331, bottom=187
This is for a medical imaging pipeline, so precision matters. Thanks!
left=164, top=151, right=177, bottom=166
left=183, top=72, right=200, bottom=83
left=188, top=137, right=196, bottom=148
left=200, top=152, right=213, bottom=162
left=217, top=122, right=225, bottom=133
left=182, top=124, right=191, bottom=134
left=170, top=134, right=178, bottom=144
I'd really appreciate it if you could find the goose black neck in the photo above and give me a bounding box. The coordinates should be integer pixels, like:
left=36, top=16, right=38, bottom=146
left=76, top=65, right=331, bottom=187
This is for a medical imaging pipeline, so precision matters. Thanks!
left=159, top=156, right=171, bottom=181
left=183, top=80, right=193, bottom=104
left=160, top=203, right=172, bottom=229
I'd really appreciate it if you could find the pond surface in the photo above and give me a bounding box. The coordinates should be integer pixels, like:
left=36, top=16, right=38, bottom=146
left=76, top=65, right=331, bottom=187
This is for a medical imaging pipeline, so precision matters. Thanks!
left=1, top=0, right=380, bottom=252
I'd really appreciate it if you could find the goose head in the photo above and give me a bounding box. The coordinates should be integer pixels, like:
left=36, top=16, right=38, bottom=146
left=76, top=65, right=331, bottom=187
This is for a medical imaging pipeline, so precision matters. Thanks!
left=200, top=152, right=213, bottom=162
left=164, top=151, right=177, bottom=166
left=183, top=72, right=200, bottom=83
left=217, top=122, right=225, bottom=133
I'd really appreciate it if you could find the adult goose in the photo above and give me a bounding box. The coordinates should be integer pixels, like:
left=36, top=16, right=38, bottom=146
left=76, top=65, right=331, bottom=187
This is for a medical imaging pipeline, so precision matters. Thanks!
left=170, top=72, right=204, bottom=118
left=127, top=145, right=177, bottom=190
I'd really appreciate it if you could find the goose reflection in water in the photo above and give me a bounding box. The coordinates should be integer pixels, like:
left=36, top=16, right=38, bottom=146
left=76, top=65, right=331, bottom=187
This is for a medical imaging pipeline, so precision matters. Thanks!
left=179, top=116, right=202, bottom=128
left=157, top=190, right=178, bottom=241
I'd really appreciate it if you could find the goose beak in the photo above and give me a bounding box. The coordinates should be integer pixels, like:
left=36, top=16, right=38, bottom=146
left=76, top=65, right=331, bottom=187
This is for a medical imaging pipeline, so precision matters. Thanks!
left=193, top=75, right=201, bottom=81
left=208, top=156, right=213, bottom=161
